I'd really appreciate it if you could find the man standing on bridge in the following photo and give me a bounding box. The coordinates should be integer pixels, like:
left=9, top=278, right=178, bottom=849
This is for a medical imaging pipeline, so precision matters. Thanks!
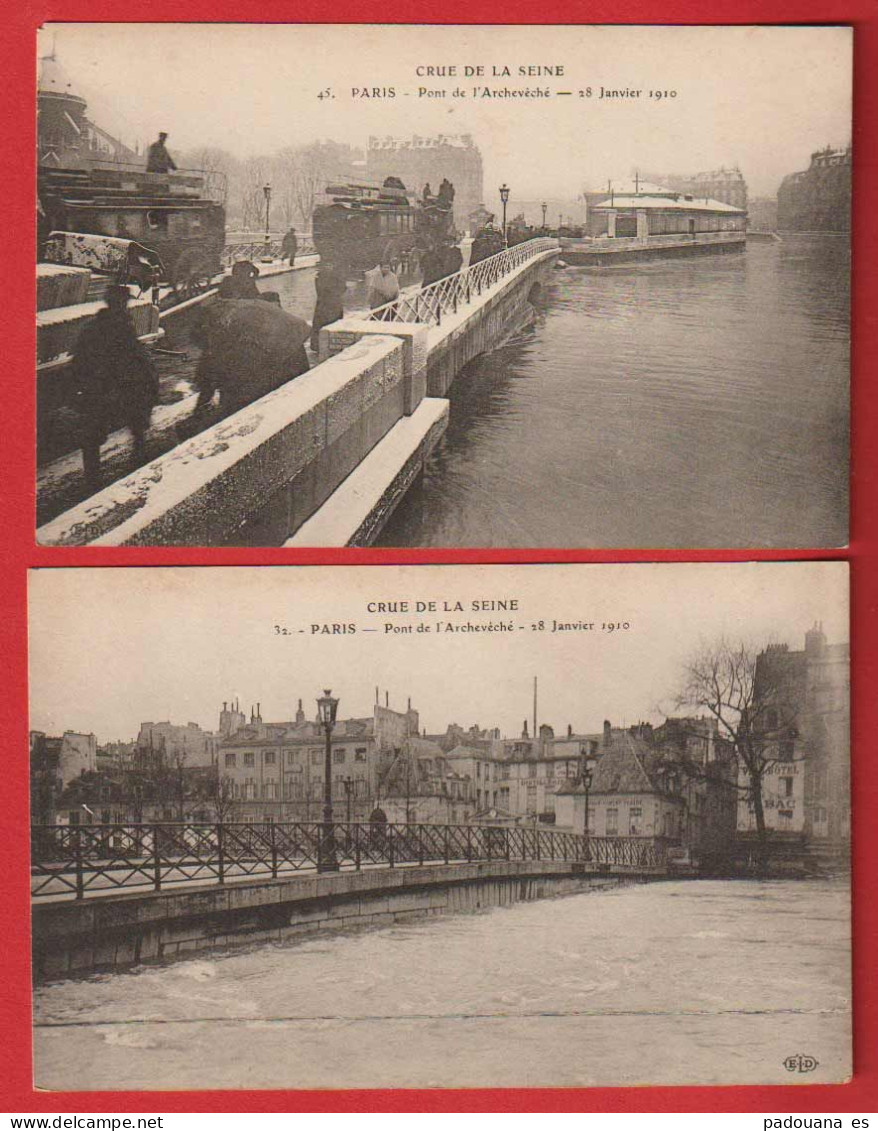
left=146, top=132, right=177, bottom=174
left=71, top=284, right=159, bottom=487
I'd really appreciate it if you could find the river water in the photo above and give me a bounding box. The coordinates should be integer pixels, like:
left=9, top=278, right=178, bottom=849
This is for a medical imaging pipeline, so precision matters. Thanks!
left=379, top=235, right=850, bottom=549
left=33, top=878, right=850, bottom=1090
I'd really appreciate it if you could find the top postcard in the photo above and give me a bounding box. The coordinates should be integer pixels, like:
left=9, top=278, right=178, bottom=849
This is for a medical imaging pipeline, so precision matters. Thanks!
left=34, top=23, right=852, bottom=549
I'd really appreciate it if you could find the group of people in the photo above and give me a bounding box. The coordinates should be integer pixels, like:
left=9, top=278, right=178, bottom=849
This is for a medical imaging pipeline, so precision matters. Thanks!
left=68, top=203, right=467, bottom=485
left=419, top=239, right=463, bottom=288
left=422, top=178, right=456, bottom=210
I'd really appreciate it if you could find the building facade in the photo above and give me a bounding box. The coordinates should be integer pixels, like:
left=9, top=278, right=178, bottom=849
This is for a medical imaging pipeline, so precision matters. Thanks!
left=216, top=694, right=420, bottom=822
left=366, top=134, right=484, bottom=225
left=737, top=626, right=850, bottom=843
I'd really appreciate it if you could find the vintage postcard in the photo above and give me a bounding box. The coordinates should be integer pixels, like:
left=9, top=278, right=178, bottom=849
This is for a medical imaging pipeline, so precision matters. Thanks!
left=34, top=24, right=851, bottom=549
left=29, top=561, right=850, bottom=1089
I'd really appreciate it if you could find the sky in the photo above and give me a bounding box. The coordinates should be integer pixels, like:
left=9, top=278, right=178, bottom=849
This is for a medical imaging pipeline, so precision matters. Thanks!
left=40, top=24, right=852, bottom=200
left=29, top=563, right=848, bottom=744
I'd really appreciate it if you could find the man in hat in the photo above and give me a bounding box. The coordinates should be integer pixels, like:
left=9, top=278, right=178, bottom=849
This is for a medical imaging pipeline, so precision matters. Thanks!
left=71, top=285, right=160, bottom=487
left=217, top=260, right=262, bottom=300
left=146, top=132, right=177, bottom=174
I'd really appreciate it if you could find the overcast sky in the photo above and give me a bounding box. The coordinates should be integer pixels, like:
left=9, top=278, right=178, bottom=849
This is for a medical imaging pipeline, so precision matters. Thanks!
left=40, top=24, right=852, bottom=200
left=29, top=563, right=848, bottom=744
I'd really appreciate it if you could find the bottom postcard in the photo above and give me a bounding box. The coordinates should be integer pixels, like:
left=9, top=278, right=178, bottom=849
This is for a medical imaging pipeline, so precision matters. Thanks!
left=28, top=562, right=851, bottom=1089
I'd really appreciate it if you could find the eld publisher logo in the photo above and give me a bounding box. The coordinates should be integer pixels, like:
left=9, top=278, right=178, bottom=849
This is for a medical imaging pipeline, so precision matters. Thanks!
left=784, top=1054, right=819, bottom=1073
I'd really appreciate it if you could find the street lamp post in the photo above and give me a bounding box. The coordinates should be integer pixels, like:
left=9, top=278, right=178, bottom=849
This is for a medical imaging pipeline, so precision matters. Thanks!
left=580, top=746, right=594, bottom=863
left=317, top=689, right=339, bottom=871
left=499, top=183, right=510, bottom=248
left=541, top=201, right=547, bottom=231
left=263, top=183, right=272, bottom=260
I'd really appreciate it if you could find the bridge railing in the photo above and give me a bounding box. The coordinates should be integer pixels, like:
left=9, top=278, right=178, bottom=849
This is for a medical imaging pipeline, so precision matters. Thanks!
left=30, top=821, right=666, bottom=900
left=368, top=237, right=559, bottom=328
left=221, top=235, right=316, bottom=266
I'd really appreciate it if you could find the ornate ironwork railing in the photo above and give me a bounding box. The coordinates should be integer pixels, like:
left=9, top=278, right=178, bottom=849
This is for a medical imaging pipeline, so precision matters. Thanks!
left=367, top=237, right=559, bottom=327
left=30, top=822, right=667, bottom=901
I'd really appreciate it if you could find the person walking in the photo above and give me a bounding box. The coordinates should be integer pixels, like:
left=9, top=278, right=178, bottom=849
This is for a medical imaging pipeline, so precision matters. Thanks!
left=310, top=259, right=348, bottom=352
left=366, top=261, right=400, bottom=313
left=71, top=284, right=159, bottom=487
left=145, top=132, right=177, bottom=174
left=281, top=228, right=299, bottom=266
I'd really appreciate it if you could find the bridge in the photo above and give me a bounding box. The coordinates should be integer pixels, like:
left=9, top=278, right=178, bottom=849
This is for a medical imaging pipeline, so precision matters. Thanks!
left=31, top=820, right=667, bottom=978
left=37, top=238, right=559, bottom=547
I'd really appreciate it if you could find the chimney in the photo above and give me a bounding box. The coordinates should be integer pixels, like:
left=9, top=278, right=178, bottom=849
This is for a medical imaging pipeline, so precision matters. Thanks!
left=588, top=739, right=599, bottom=757
left=567, top=724, right=573, bottom=738
left=603, top=720, right=612, bottom=747
left=385, top=691, right=389, bottom=708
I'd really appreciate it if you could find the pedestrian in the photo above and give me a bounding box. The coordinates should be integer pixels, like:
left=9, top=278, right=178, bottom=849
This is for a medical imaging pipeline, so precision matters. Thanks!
left=217, top=260, right=261, bottom=300
left=70, top=284, right=159, bottom=487
left=145, top=132, right=177, bottom=174
left=440, top=240, right=463, bottom=278
left=310, top=259, right=348, bottom=353
left=281, top=228, right=298, bottom=266
left=192, top=299, right=310, bottom=422
left=367, top=261, right=400, bottom=312
left=422, top=182, right=433, bottom=202
left=419, top=243, right=443, bottom=287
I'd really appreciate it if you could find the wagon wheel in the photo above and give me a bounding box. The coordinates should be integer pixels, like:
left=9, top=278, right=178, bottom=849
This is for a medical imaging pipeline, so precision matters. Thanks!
left=171, top=249, right=215, bottom=300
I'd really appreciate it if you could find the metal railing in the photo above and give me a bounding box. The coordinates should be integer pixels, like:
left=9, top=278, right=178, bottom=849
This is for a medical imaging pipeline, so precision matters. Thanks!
left=221, top=235, right=316, bottom=266
left=30, top=821, right=667, bottom=901
left=368, top=237, right=559, bottom=327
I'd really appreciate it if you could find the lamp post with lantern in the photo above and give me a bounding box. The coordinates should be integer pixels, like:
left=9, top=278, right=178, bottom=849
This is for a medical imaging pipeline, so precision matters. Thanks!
left=541, top=201, right=548, bottom=231
left=580, top=744, right=595, bottom=862
left=317, top=689, right=339, bottom=871
left=499, top=183, right=510, bottom=247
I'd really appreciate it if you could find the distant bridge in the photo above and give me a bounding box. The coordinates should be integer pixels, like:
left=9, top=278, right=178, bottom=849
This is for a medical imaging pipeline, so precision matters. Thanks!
left=31, top=820, right=667, bottom=978
left=37, top=239, right=559, bottom=548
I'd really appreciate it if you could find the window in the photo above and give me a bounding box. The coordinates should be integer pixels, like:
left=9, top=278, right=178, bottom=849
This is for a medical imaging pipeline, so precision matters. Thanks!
left=606, top=807, right=618, bottom=836
left=225, top=753, right=236, bottom=768
left=355, top=747, right=368, bottom=762
left=311, top=750, right=321, bottom=765
left=629, top=807, right=642, bottom=836
left=545, top=762, right=555, bottom=778
left=781, top=776, right=794, bottom=798
left=528, top=764, right=537, bottom=779
left=244, top=752, right=255, bottom=768
left=264, top=751, right=276, bottom=765
left=333, top=749, right=346, bottom=765
left=146, top=209, right=169, bottom=231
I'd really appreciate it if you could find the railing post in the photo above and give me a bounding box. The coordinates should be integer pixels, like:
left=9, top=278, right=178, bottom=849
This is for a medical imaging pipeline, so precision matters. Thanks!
left=355, top=823, right=362, bottom=871
left=73, top=828, right=85, bottom=901
left=387, top=824, right=395, bottom=868
left=535, top=828, right=541, bottom=861
left=152, top=824, right=162, bottom=892
left=505, top=827, right=511, bottom=862
left=444, top=825, right=450, bottom=865
left=217, top=823, right=225, bottom=885
left=466, top=826, right=472, bottom=863
left=270, top=821, right=278, bottom=879
left=418, top=825, right=424, bottom=865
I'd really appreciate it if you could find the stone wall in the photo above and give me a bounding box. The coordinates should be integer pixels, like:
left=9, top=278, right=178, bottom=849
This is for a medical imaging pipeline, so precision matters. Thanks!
left=33, top=861, right=636, bottom=979
left=37, top=333, right=417, bottom=547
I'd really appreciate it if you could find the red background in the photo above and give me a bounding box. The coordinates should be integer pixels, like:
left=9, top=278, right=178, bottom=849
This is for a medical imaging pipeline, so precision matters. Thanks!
left=2, top=0, right=875, bottom=1113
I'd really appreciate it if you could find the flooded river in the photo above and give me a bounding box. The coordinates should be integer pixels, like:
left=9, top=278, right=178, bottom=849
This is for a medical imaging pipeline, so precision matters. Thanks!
left=379, top=235, right=849, bottom=549
left=33, top=878, right=850, bottom=1090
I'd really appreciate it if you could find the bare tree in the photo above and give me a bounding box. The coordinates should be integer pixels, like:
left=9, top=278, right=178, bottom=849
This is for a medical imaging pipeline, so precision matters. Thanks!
left=211, top=773, right=239, bottom=824
left=674, top=638, right=797, bottom=875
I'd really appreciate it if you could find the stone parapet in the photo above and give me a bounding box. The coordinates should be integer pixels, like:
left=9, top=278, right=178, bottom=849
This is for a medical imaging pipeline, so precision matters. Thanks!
left=37, top=333, right=407, bottom=546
